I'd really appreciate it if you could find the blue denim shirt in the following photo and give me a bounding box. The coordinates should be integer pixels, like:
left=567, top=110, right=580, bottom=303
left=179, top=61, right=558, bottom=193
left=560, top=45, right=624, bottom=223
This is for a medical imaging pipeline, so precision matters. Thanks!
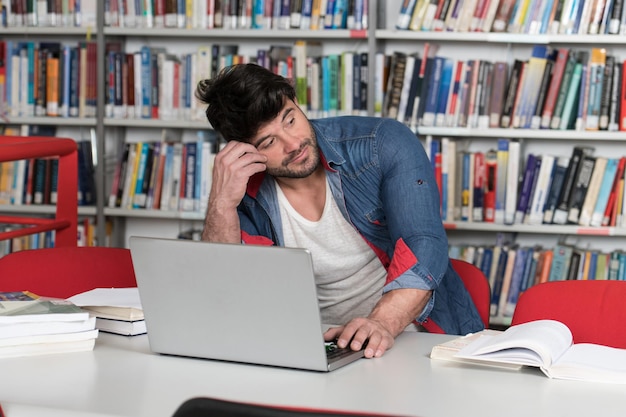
left=237, top=116, right=484, bottom=335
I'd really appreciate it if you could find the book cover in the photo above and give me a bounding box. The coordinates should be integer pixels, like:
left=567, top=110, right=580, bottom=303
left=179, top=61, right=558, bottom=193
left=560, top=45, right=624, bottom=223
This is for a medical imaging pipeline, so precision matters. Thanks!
left=585, top=48, right=607, bottom=130
left=578, top=156, right=609, bottom=226
left=483, top=149, right=497, bottom=223
left=548, top=243, right=574, bottom=281
left=566, top=154, right=596, bottom=224
left=590, top=157, right=619, bottom=227
left=572, top=59, right=589, bottom=131
left=541, top=48, right=570, bottom=128
left=503, top=246, right=530, bottom=317
left=500, top=59, right=525, bottom=128
left=421, top=56, right=445, bottom=127
left=382, top=51, right=407, bottom=120
left=460, top=151, right=475, bottom=222
left=514, top=153, right=539, bottom=225
left=601, top=156, right=626, bottom=226
left=490, top=244, right=511, bottom=317
left=477, top=61, right=494, bottom=129
left=513, top=45, right=549, bottom=129
left=543, top=156, right=569, bottom=224
left=396, top=53, right=417, bottom=124
left=497, top=245, right=518, bottom=317
left=472, top=151, right=485, bottom=222
left=599, top=54, right=615, bottom=130
left=435, top=57, right=454, bottom=127
left=530, top=50, right=556, bottom=129
left=504, top=139, right=521, bottom=225
left=494, top=138, right=509, bottom=224
left=550, top=50, right=579, bottom=129
left=552, top=146, right=594, bottom=225
left=526, top=154, right=555, bottom=226
left=488, top=61, right=508, bottom=128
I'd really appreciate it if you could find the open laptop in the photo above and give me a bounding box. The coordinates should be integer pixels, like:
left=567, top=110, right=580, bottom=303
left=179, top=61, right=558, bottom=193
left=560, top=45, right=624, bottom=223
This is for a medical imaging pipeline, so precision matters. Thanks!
left=129, top=236, right=364, bottom=372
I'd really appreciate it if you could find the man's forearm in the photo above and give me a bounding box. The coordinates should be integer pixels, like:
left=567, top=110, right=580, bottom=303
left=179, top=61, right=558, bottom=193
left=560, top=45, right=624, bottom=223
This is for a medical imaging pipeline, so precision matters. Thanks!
left=201, top=203, right=241, bottom=243
left=367, top=288, right=432, bottom=337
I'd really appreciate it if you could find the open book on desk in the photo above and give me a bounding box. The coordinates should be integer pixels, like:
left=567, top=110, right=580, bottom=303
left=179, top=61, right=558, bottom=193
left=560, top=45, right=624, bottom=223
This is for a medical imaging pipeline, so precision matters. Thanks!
left=453, top=320, right=626, bottom=384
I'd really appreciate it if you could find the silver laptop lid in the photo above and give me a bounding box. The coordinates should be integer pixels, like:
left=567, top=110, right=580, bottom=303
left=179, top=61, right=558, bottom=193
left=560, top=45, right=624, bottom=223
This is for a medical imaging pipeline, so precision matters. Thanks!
left=130, top=237, right=342, bottom=371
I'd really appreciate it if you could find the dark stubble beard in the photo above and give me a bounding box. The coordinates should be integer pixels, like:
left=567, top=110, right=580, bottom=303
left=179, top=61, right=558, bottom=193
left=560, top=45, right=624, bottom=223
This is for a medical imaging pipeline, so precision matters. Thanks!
left=266, top=125, right=320, bottom=179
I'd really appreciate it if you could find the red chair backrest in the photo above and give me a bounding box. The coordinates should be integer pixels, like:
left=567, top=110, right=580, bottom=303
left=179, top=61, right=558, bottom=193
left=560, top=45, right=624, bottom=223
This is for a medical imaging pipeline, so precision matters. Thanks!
left=0, top=246, right=137, bottom=299
left=511, top=280, right=626, bottom=348
left=451, top=259, right=491, bottom=329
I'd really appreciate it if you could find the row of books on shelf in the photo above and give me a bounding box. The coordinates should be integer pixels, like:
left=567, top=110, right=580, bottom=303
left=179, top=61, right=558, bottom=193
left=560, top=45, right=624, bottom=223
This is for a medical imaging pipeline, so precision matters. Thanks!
left=102, top=40, right=368, bottom=122
left=0, top=219, right=110, bottom=258
left=104, top=0, right=369, bottom=31
left=383, top=44, right=626, bottom=132
left=0, top=0, right=96, bottom=28
left=396, top=0, right=626, bottom=35
left=449, top=236, right=626, bottom=320
left=0, top=40, right=98, bottom=119
left=0, top=126, right=96, bottom=207
left=430, top=138, right=626, bottom=229
left=108, top=132, right=218, bottom=212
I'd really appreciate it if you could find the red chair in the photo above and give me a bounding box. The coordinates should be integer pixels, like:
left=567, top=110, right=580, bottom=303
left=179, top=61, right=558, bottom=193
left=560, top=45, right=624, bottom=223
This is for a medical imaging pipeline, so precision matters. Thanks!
left=0, top=246, right=137, bottom=299
left=451, top=258, right=491, bottom=329
left=511, top=280, right=626, bottom=349
left=173, top=397, right=402, bottom=417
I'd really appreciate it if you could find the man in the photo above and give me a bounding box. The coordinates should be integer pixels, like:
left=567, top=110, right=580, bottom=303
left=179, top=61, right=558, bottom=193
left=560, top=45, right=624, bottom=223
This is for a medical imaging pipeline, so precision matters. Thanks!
left=195, top=63, right=484, bottom=359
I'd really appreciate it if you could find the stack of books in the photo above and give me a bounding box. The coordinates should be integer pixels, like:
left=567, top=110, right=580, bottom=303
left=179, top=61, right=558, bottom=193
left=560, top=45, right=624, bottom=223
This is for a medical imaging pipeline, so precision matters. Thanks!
left=0, top=291, right=98, bottom=358
left=69, top=287, right=146, bottom=336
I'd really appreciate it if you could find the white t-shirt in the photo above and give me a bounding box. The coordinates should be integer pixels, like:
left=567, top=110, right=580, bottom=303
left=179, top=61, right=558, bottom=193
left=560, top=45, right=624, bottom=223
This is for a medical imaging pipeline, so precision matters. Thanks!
left=276, top=179, right=387, bottom=326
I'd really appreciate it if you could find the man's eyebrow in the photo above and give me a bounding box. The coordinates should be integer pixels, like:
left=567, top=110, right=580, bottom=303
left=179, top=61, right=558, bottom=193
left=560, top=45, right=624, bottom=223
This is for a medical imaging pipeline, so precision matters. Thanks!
left=251, top=107, right=295, bottom=148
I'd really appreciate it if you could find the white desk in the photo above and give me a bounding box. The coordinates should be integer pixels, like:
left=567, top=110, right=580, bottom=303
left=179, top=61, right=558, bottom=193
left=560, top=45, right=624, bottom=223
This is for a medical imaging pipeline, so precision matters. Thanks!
left=1, top=331, right=624, bottom=417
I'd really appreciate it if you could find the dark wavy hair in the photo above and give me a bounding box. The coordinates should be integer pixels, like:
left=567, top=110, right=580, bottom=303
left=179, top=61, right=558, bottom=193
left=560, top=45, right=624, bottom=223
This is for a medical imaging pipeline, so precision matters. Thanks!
left=195, top=63, right=297, bottom=142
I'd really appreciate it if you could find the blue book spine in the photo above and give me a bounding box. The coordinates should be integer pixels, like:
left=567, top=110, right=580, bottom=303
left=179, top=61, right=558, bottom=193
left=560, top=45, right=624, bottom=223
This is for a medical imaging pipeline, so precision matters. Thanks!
left=480, top=247, right=494, bottom=278
left=590, top=158, right=619, bottom=226
left=588, top=251, right=598, bottom=280
left=490, top=247, right=509, bottom=317
left=140, top=46, right=152, bottom=118
left=253, top=0, right=266, bottom=28
left=435, top=58, right=454, bottom=126
left=26, top=42, right=35, bottom=115
left=505, top=247, right=529, bottom=316
left=60, top=45, right=71, bottom=117
left=515, top=153, right=538, bottom=224
left=69, top=46, right=79, bottom=117
left=353, top=0, right=365, bottom=29
left=422, top=56, right=444, bottom=127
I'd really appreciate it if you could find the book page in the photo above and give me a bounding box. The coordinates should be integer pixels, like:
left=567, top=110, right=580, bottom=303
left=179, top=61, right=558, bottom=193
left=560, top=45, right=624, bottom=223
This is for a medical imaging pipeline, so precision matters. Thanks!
left=454, top=320, right=573, bottom=368
left=545, top=343, right=626, bottom=384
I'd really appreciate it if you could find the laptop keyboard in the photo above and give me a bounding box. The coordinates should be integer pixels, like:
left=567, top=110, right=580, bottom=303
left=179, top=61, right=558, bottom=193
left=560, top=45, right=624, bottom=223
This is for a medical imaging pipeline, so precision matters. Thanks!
left=325, top=341, right=356, bottom=360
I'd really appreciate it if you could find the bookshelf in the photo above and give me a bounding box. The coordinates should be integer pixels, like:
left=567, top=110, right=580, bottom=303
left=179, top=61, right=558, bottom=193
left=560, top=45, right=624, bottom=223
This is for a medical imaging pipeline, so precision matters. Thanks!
left=381, top=0, right=626, bottom=326
left=0, top=20, right=102, bottom=249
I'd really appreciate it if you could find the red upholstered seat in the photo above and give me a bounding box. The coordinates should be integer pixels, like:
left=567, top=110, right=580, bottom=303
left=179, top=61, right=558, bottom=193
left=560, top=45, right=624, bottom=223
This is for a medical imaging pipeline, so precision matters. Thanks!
left=451, top=258, right=491, bottom=329
left=511, top=280, right=626, bottom=348
left=0, top=246, right=137, bottom=299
